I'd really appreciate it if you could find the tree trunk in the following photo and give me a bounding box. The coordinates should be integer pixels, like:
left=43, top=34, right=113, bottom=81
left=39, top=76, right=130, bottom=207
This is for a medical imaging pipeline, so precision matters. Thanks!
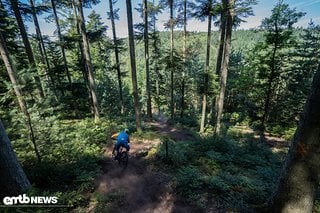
left=180, top=78, right=185, bottom=118
left=170, top=0, right=174, bottom=119
left=144, top=0, right=152, bottom=119
left=200, top=12, right=212, bottom=133
left=215, top=10, right=226, bottom=76
left=269, top=63, right=320, bottom=212
left=180, top=0, right=187, bottom=118
left=9, top=0, right=44, bottom=98
left=72, top=0, right=93, bottom=114
left=183, top=0, right=187, bottom=61
left=126, top=0, right=142, bottom=131
left=215, top=0, right=234, bottom=135
left=29, top=0, right=51, bottom=84
left=108, top=0, right=124, bottom=114
left=261, top=23, right=279, bottom=131
left=77, top=0, right=100, bottom=122
left=0, top=32, right=41, bottom=162
left=51, top=0, right=71, bottom=85
left=152, top=0, right=161, bottom=115
left=213, top=9, right=227, bottom=128
left=0, top=120, right=31, bottom=199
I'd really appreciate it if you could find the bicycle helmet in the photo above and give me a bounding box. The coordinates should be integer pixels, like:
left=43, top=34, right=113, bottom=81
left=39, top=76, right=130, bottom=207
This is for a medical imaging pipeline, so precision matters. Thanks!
left=124, top=128, right=129, bottom=134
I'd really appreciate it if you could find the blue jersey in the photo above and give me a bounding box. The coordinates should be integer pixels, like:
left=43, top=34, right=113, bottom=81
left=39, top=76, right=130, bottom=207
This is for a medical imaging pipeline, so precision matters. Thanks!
left=117, top=131, right=129, bottom=144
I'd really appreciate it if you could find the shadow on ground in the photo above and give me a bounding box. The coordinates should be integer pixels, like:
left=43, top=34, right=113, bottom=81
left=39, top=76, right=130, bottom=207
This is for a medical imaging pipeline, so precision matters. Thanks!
left=86, top=137, right=197, bottom=213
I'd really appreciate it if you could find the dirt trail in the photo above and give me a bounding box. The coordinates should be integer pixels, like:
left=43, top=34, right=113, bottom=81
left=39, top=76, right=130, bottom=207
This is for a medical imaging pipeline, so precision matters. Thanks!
left=85, top=118, right=197, bottom=213
left=147, top=115, right=197, bottom=141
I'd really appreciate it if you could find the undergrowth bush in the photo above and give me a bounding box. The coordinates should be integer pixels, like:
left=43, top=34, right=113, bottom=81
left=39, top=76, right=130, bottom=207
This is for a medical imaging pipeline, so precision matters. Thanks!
left=265, top=125, right=296, bottom=141
left=176, top=166, right=204, bottom=208
left=155, top=140, right=192, bottom=167
left=8, top=118, right=121, bottom=211
left=154, top=133, right=283, bottom=211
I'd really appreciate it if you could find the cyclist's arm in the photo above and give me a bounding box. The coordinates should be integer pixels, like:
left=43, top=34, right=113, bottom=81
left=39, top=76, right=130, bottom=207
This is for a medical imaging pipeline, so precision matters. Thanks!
left=111, top=133, right=119, bottom=140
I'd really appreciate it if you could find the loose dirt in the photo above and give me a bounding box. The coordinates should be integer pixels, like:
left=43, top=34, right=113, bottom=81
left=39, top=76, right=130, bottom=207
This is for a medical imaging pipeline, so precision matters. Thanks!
left=84, top=118, right=197, bottom=213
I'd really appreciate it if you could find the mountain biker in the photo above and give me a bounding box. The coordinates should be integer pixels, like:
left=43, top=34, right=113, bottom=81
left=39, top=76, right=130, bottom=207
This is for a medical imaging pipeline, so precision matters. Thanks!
left=111, top=129, right=130, bottom=159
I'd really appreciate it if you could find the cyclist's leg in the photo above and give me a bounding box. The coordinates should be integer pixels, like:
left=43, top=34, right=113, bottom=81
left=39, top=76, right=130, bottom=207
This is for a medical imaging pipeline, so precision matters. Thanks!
left=116, top=141, right=125, bottom=158
left=114, top=141, right=121, bottom=159
left=124, top=142, right=130, bottom=152
left=112, top=144, right=116, bottom=155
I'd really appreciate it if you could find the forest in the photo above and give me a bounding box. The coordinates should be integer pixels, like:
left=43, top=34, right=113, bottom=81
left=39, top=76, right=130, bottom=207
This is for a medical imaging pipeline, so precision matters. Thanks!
left=0, top=0, right=320, bottom=212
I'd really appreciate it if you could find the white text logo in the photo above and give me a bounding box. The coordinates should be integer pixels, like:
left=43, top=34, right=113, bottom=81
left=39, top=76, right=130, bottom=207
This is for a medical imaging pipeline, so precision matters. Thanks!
left=2, top=194, right=58, bottom=205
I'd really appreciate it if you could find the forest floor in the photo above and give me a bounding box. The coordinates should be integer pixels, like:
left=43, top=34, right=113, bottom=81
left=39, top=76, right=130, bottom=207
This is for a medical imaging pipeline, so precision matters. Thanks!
left=230, top=125, right=290, bottom=153
left=84, top=116, right=199, bottom=213
left=81, top=118, right=290, bottom=213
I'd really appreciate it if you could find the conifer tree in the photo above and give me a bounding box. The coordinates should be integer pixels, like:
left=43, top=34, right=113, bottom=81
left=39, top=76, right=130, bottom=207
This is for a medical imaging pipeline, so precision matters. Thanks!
left=108, top=0, right=124, bottom=114
left=214, top=0, right=257, bottom=134
left=50, top=0, right=72, bottom=85
left=150, top=0, right=163, bottom=115
left=144, top=0, right=152, bottom=119
left=126, top=0, right=141, bottom=131
left=258, top=1, right=305, bottom=131
left=77, top=0, right=100, bottom=122
left=29, top=0, right=51, bottom=84
left=192, top=0, right=218, bottom=132
left=9, top=0, right=45, bottom=98
left=215, top=0, right=234, bottom=135
left=0, top=31, right=41, bottom=162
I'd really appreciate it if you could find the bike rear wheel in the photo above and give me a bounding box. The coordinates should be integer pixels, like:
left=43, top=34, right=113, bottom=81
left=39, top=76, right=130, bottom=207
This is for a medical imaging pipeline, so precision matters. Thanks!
left=118, top=151, right=128, bottom=168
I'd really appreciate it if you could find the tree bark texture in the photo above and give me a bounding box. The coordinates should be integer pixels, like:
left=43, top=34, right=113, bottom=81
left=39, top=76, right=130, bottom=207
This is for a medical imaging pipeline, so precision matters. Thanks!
left=77, top=0, right=100, bottom=122
left=213, top=10, right=227, bottom=129
left=215, top=10, right=226, bottom=76
left=170, top=0, right=174, bottom=119
left=0, top=120, right=31, bottom=199
left=144, top=0, right=152, bottom=119
left=126, top=0, right=141, bottom=131
left=261, top=23, right=279, bottom=130
left=108, top=0, right=124, bottom=114
left=215, top=0, right=234, bottom=135
left=269, top=63, right=320, bottom=213
left=200, top=12, right=212, bottom=133
left=72, top=0, right=93, bottom=114
left=180, top=0, right=187, bottom=118
left=152, top=0, right=161, bottom=115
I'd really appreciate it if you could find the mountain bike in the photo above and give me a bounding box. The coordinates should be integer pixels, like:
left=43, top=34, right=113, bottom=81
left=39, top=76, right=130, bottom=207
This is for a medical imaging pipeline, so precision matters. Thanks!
left=112, top=145, right=129, bottom=168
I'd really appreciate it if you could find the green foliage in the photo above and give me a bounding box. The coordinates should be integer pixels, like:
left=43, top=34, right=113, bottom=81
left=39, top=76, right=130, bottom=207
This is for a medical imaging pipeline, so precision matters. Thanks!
left=238, top=2, right=307, bottom=131
left=154, top=133, right=282, bottom=211
left=223, top=112, right=243, bottom=125
left=155, top=140, right=190, bottom=167
left=175, top=166, right=203, bottom=202
left=87, top=10, right=107, bottom=43
left=6, top=116, right=119, bottom=208
left=1, top=0, right=319, bottom=210
left=0, top=2, right=18, bottom=48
